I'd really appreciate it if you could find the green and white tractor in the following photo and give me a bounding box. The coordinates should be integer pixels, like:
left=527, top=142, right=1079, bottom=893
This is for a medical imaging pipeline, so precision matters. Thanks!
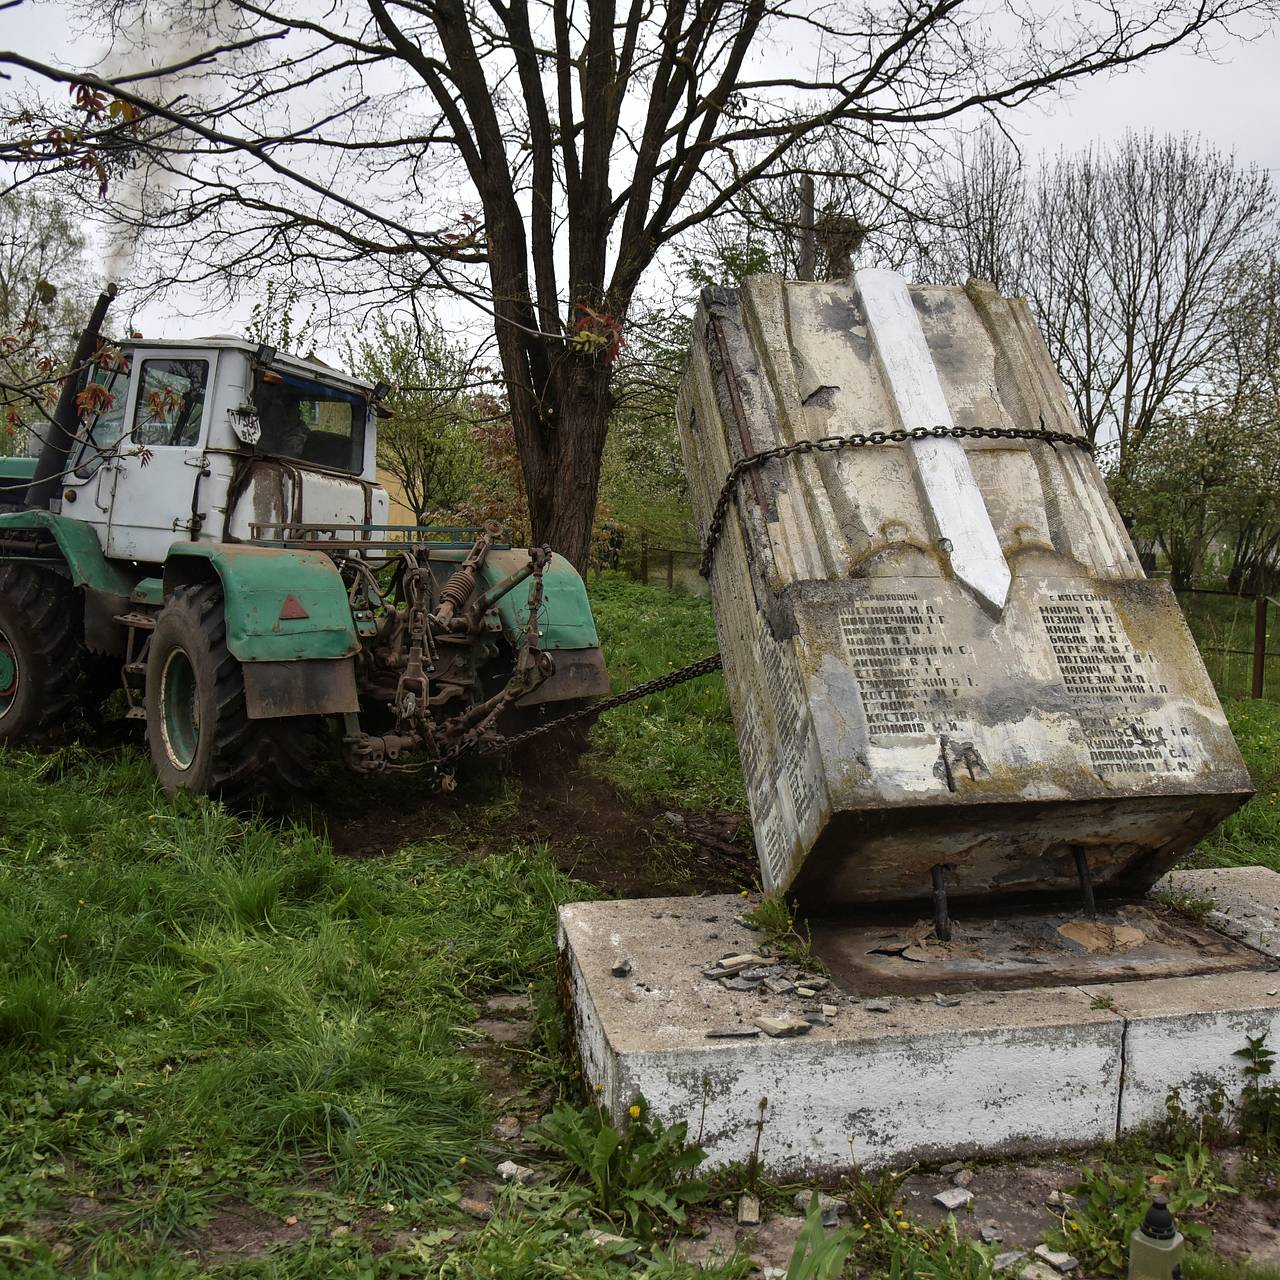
left=0, top=287, right=608, bottom=796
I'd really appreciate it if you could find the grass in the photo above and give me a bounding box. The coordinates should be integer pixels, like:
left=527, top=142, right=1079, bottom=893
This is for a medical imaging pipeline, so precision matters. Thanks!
left=1193, top=698, right=1280, bottom=873
left=0, top=744, right=595, bottom=1275
left=586, top=576, right=744, bottom=812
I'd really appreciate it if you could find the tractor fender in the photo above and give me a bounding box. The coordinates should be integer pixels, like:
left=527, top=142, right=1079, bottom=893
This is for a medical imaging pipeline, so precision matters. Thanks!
left=164, top=543, right=360, bottom=663
left=478, top=549, right=610, bottom=705
left=0, top=508, right=138, bottom=597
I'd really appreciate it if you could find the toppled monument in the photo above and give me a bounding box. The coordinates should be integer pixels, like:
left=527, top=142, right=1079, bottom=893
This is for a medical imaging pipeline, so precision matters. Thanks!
left=675, top=269, right=1252, bottom=914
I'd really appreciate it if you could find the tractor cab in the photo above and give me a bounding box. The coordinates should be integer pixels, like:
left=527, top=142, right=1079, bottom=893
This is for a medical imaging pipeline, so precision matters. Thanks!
left=58, top=338, right=387, bottom=565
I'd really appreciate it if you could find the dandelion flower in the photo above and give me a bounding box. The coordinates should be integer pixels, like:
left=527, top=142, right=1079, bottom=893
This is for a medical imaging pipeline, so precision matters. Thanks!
left=628, top=1105, right=641, bottom=1119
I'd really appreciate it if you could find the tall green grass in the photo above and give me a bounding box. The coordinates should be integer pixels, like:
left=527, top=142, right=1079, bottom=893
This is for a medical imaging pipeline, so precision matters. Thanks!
left=0, top=745, right=585, bottom=1242
left=587, top=577, right=744, bottom=811
left=1194, top=698, right=1280, bottom=873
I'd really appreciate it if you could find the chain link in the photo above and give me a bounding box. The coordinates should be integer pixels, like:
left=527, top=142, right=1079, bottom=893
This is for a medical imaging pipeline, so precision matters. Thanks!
left=698, top=423, right=1094, bottom=578
left=458, top=651, right=725, bottom=761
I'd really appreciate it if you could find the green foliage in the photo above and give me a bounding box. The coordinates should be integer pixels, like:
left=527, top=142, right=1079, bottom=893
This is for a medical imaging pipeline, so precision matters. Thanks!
left=881, top=1215, right=994, bottom=1280
left=0, top=190, right=94, bottom=452
left=1184, top=1256, right=1280, bottom=1280
left=587, top=578, right=744, bottom=811
left=526, top=1100, right=709, bottom=1240
left=1192, top=699, right=1280, bottom=874
left=743, top=892, right=821, bottom=969
left=783, top=1195, right=857, bottom=1280
left=345, top=315, right=485, bottom=525
left=0, top=744, right=588, bottom=1246
left=1235, top=1035, right=1280, bottom=1191
left=1045, top=1143, right=1233, bottom=1276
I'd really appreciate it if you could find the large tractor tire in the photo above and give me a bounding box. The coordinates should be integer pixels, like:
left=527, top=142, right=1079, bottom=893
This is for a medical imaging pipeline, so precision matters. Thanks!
left=0, top=563, right=85, bottom=744
left=145, top=582, right=320, bottom=798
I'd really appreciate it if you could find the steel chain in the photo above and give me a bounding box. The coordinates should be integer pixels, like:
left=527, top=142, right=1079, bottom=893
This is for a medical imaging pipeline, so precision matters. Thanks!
left=697, top=423, right=1095, bottom=578
left=454, top=651, right=725, bottom=763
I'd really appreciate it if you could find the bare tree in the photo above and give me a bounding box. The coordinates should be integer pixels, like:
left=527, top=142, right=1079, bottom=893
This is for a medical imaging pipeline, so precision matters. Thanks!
left=930, top=131, right=1276, bottom=474
left=4, top=1, right=1278, bottom=565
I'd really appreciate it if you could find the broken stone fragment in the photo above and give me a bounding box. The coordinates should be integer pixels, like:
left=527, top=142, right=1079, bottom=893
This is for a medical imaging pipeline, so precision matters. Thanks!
left=1045, top=1190, right=1076, bottom=1209
left=938, top=1160, right=964, bottom=1175
left=864, top=999, right=893, bottom=1012
left=756, top=1014, right=811, bottom=1038
left=952, top=1168, right=974, bottom=1187
left=491, top=1115, right=522, bottom=1141
left=791, top=1191, right=845, bottom=1220
left=795, top=986, right=817, bottom=998
left=459, top=1197, right=493, bottom=1220
left=1019, top=1265, right=1061, bottom=1280
left=993, top=1252, right=1025, bottom=1273
left=496, top=1160, right=537, bottom=1185
left=610, top=958, right=632, bottom=977
left=705, top=1026, right=760, bottom=1039
left=932, top=1186, right=973, bottom=1211
left=718, top=953, right=774, bottom=972
left=796, top=975, right=829, bottom=990
left=1032, top=1244, right=1079, bottom=1273
left=588, top=1229, right=636, bottom=1262
left=763, top=976, right=796, bottom=996
left=721, top=976, right=763, bottom=991
left=821, top=1004, right=838, bottom=1017
left=737, top=1192, right=761, bottom=1226
left=934, top=993, right=962, bottom=1008
left=980, top=1225, right=1003, bottom=1244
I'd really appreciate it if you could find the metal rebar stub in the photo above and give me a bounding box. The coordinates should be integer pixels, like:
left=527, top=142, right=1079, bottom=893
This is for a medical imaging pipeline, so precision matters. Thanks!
left=931, top=864, right=952, bottom=943
left=1074, top=846, right=1097, bottom=920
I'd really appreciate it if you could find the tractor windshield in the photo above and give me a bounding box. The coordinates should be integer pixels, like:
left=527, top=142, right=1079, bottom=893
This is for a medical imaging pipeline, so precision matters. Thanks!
left=253, top=371, right=367, bottom=474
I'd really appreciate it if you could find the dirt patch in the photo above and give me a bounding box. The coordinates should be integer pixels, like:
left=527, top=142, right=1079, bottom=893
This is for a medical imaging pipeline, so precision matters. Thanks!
left=320, top=761, right=755, bottom=899
left=196, top=1203, right=310, bottom=1263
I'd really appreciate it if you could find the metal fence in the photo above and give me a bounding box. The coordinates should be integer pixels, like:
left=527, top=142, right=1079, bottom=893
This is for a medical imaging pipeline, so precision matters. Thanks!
left=596, top=550, right=1276, bottom=702
left=1174, top=587, right=1277, bottom=701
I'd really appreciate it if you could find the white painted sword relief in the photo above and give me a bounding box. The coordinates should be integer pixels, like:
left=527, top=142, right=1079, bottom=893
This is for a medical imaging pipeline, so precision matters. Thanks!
left=854, top=268, right=1012, bottom=615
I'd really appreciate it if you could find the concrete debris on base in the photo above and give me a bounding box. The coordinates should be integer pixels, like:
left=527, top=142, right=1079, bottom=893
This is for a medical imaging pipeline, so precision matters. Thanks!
left=610, top=958, right=632, bottom=978
left=558, top=870, right=1280, bottom=1175
left=952, top=1168, right=974, bottom=1187
left=980, top=1225, right=1003, bottom=1244
left=755, top=1014, right=811, bottom=1038
left=933, top=1186, right=974, bottom=1211
left=993, top=1251, right=1025, bottom=1272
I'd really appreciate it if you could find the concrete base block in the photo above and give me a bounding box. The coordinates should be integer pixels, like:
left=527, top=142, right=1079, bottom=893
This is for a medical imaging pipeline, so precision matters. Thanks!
left=558, top=867, right=1280, bottom=1175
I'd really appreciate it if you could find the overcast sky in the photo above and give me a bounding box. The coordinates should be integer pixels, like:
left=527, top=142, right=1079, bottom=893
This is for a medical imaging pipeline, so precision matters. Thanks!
left=4, top=2, right=1278, bottom=346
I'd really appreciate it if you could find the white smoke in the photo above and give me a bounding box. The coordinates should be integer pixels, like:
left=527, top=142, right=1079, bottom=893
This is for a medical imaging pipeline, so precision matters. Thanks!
left=97, top=5, right=219, bottom=281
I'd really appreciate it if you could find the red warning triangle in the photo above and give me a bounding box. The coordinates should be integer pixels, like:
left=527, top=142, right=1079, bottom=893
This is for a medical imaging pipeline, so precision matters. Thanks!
left=279, top=593, right=310, bottom=620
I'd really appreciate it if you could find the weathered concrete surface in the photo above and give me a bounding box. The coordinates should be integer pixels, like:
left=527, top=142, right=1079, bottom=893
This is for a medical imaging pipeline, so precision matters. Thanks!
left=1154, top=865, right=1280, bottom=959
left=675, top=273, right=1252, bottom=911
left=560, top=871, right=1280, bottom=1174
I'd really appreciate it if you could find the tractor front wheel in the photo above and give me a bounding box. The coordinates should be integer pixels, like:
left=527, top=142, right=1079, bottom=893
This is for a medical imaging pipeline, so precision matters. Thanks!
left=146, top=583, right=319, bottom=798
left=0, top=563, right=85, bottom=743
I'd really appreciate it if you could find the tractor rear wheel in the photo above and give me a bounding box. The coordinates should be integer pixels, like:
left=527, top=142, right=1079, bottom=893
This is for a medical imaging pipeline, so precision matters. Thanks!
left=0, top=563, right=85, bottom=743
left=145, top=582, right=321, bottom=798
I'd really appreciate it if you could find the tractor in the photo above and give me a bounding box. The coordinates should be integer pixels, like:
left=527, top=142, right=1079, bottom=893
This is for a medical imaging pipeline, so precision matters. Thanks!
left=0, top=287, right=608, bottom=796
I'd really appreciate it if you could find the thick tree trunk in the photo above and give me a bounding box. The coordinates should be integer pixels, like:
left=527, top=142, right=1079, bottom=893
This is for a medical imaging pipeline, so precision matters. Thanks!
left=510, top=355, right=613, bottom=572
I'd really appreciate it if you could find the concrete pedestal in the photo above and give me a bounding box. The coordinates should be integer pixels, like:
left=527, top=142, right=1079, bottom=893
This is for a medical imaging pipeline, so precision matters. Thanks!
left=558, top=868, right=1280, bottom=1175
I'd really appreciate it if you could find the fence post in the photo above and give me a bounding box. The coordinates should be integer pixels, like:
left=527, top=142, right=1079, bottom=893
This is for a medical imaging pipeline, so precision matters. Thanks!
left=1253, top=595, right=1267, bottom=699
left=666, top=551, right=674, bottom=589
left=640, top=536, right=649, bottom=585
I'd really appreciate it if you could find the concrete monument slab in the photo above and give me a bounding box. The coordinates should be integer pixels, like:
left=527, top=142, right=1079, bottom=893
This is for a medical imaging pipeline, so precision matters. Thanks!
left=675, top=273, right=1252, bottom=912
left=559, top=868, right=1280, bottom=1174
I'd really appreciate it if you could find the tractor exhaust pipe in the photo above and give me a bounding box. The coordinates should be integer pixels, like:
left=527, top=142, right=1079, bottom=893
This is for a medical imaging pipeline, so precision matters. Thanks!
left=25, top=283, right=118, bottom=511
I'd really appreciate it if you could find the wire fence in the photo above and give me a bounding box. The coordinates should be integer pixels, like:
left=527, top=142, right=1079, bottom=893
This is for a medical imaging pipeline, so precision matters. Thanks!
left=1174, top=587, right=1277, bottom=702
left=595, top=543, right=1277, bottom=703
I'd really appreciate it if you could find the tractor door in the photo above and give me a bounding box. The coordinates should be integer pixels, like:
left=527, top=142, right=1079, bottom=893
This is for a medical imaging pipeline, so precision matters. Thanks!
left=103, top=349, right=218, bottom=564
